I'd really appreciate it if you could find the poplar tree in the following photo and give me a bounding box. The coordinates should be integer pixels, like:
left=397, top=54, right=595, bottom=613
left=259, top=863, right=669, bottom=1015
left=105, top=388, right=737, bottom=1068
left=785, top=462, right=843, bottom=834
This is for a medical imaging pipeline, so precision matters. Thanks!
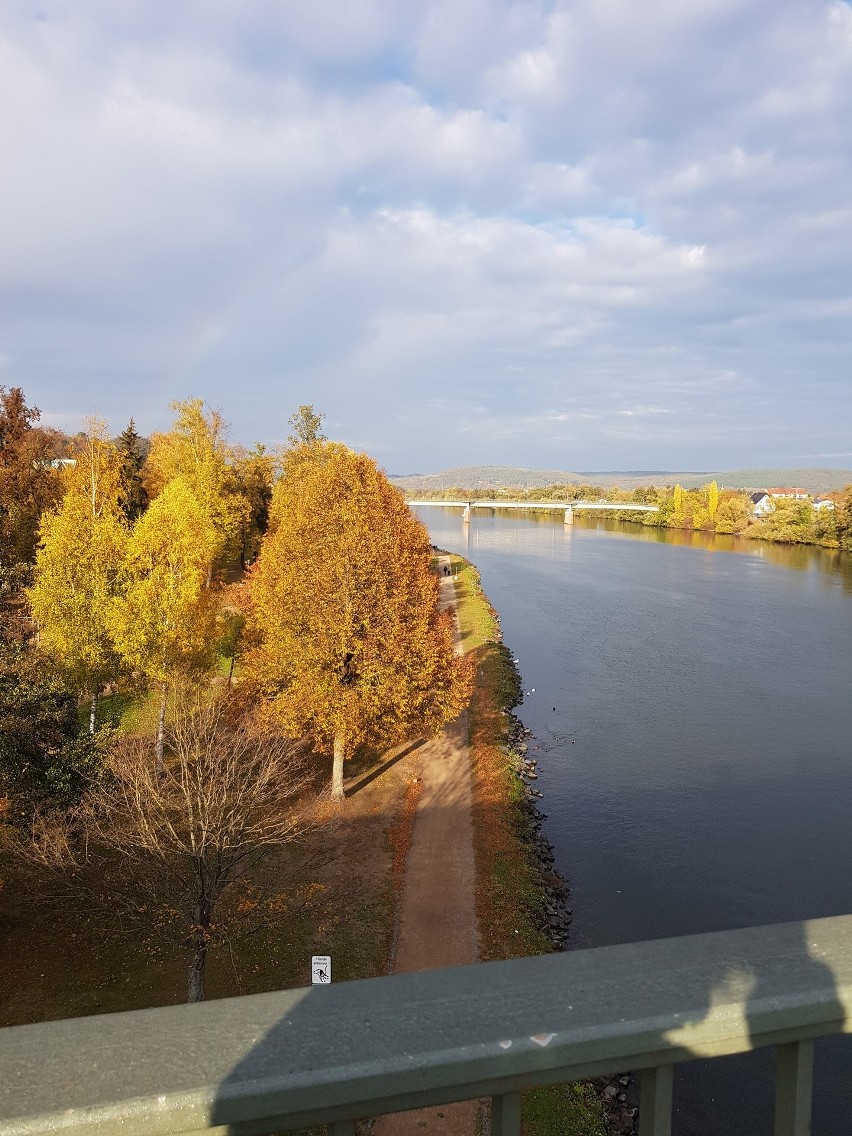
left=244, top=441, right=473, bottom=799
left=110, top=477, right=218, bottom=765
left=27, top=420, right=126, bottom=732
left=707, top=480, right=720, bottom=520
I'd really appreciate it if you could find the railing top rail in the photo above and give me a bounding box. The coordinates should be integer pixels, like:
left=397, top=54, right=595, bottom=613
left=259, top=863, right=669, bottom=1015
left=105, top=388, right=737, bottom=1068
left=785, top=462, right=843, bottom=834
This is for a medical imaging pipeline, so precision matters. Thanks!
left=2, top=916, right=850, bottom=1136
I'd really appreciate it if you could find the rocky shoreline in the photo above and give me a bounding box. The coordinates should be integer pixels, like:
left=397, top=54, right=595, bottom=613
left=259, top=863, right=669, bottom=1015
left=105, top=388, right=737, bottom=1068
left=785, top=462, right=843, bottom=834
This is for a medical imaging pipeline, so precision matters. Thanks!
left=504, top=707, right=640, bottom=1136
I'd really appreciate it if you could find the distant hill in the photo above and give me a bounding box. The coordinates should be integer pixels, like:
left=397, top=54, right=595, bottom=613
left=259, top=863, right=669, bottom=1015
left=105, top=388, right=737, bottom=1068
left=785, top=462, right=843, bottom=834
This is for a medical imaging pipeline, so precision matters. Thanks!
left=390, top=466, right=584, bottom=490
left=391, top=466, right=852, bottom=493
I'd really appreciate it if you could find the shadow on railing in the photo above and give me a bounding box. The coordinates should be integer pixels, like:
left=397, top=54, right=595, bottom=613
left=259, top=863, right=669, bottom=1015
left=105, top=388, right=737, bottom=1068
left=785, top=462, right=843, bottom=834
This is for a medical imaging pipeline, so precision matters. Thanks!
left=1, top=915, right=849, bottom=1136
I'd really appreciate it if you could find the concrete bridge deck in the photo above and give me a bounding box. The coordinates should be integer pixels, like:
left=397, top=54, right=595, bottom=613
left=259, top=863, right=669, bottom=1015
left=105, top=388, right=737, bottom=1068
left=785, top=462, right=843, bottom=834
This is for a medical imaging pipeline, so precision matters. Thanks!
left=407, top=499, right=658, bottom=513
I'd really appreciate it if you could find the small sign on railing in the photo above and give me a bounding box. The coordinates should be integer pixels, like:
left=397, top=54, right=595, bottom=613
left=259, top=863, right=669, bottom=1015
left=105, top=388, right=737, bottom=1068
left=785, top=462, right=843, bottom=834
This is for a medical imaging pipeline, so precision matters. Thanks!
left=311, top=955, right=331, bottom=984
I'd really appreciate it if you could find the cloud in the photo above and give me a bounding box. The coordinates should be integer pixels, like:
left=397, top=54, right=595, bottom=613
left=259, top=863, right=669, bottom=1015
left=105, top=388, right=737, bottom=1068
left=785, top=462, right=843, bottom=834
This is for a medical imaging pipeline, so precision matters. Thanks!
left=0, top=0, right=850, bottom=469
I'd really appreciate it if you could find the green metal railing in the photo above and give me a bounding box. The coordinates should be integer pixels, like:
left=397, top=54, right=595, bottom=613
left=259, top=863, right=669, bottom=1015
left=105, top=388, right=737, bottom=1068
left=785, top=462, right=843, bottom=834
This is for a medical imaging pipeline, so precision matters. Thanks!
left=1, top=914, right=850, bottom=1136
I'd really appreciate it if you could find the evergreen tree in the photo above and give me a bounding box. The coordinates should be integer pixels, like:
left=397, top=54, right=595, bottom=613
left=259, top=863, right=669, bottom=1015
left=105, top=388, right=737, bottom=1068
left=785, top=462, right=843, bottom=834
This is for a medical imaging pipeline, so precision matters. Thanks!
left=0, top=610, right=104, bottom=823
left=116, top=418, right=148, bottom=522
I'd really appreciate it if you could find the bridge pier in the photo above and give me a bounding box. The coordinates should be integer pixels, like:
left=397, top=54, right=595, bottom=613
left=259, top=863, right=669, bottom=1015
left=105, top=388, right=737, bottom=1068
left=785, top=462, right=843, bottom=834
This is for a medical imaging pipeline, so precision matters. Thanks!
left=462, top=504, right=471, bottom=523
left=564, top=507, right=573, bottom=526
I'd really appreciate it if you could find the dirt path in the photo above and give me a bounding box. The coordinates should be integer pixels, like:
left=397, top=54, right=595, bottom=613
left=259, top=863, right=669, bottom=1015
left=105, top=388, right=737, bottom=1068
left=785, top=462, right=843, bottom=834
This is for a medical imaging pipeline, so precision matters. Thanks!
left=371, top=557, right=481, bottom=1136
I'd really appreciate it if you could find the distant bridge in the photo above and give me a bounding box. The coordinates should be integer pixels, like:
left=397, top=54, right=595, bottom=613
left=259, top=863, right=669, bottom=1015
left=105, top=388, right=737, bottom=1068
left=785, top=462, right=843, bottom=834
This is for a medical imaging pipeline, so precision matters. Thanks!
left=407, top=499, right=658, bottom=525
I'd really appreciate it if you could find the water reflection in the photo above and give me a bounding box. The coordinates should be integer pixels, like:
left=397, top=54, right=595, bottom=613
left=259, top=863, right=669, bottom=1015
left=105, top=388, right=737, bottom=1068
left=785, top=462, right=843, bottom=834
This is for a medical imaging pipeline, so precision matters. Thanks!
left=420, top=505, right=852, bottom=590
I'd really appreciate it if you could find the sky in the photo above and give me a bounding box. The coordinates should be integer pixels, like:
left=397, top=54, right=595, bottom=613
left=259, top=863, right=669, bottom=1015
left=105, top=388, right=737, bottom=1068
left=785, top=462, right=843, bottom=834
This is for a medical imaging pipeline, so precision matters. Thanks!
left=1, top=1, right=851, bottom=474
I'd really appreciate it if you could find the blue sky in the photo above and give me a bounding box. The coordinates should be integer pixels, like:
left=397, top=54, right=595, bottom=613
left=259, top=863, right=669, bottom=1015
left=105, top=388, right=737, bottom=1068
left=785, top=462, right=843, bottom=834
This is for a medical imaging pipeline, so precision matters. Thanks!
left=2, top=1, right=851, bottom=473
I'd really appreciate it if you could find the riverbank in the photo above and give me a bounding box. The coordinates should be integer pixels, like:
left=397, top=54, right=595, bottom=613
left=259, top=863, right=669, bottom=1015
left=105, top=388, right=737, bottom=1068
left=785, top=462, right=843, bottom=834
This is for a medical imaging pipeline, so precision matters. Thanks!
left=447, top=553, right=636, bottom=1136
left=411, top=491, right=852, bottom=552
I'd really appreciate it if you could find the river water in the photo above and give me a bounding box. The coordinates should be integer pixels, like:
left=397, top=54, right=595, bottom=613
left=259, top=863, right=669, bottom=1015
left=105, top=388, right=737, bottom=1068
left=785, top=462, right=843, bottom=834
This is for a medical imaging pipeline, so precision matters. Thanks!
left=415, top=507, right=852, bottom=1136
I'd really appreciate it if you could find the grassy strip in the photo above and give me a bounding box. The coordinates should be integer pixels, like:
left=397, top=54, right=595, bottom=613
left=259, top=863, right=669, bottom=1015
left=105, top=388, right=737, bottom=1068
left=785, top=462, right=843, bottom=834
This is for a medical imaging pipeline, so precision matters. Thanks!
left=449, top=552, right=608, bottom=1136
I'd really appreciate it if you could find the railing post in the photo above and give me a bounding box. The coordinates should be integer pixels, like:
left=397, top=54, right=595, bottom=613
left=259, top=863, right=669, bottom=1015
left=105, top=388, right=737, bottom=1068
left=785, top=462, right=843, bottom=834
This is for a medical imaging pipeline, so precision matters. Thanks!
left=639, top=1065, right=673, bottom=1136
left=491, top=1091, right=521, bottom=1136
left=774, top=1040, right=814, bottom=1136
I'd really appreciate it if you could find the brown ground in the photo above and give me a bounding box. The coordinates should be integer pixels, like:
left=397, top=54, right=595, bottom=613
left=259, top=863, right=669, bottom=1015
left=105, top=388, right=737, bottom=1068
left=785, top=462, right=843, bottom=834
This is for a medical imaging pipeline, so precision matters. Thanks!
left=373, top=558, right=480, bottom=1136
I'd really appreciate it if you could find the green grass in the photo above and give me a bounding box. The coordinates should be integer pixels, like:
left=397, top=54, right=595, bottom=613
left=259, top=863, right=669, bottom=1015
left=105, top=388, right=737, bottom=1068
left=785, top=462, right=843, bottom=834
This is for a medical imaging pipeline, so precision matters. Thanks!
left=521, top=1084, right=609, bottom=1136
left=447, top=555, right=498, bottom=650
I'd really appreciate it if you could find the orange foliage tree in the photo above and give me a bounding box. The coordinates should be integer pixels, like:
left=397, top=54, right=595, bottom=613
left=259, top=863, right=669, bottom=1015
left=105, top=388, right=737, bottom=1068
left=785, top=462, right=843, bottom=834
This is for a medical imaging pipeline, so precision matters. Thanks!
left=243, top=441, right=473, bottom=799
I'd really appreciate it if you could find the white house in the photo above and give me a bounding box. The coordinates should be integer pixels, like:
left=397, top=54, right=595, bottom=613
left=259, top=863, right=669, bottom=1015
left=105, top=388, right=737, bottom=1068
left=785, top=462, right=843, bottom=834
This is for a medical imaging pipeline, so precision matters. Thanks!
left=813, top=497, right=836, bottom=511
left=750, top=491, right=774, bottom=517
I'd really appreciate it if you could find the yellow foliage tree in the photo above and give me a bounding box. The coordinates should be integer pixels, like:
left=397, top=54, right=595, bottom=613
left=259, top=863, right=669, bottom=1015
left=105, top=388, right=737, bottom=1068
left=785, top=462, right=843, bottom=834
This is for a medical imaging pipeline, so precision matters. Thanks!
left=144, top=399, right=248, bottom=582
left=27, top=420, right=127, bottom=732
left=110, top=477, right=218, bottom=765
left=707, top=480, right=719, bottom=521
left=230, top=443, right=274, bottom=568
left=243, top=442, right=474, bottom=799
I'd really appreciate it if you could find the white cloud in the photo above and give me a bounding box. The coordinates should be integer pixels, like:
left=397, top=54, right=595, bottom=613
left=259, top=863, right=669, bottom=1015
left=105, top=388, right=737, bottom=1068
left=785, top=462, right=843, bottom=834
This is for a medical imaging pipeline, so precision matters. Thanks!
left=0, top=0, right=851, bottom=469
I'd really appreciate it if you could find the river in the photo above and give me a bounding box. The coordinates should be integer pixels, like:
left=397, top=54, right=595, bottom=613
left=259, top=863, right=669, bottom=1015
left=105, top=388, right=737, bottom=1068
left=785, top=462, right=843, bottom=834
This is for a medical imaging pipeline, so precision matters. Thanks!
left=415, top=507, right=852, bottom=1136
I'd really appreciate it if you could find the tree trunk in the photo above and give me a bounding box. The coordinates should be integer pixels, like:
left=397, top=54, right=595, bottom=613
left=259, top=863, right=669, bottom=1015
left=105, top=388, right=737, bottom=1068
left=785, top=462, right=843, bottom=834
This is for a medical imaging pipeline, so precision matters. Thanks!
left=156, top=681, right=167, bottom=771
left=89, top=692, right=97, bottom=735
left=187, top=922, right=208, bottom=1003
left=332, top=734, right=345, bottom=800
left=227, top=654, right=235, bottom=689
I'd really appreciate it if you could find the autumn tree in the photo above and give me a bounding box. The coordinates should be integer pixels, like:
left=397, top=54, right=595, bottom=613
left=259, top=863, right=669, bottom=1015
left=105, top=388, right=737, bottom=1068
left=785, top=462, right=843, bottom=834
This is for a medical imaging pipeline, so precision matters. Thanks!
left=27, top=420, right=127, bottom=732
left=0, top=386, right=61, bottom=566
left=115, top=419, right=148, bottom=523
left=746, top=498, right=814, bottom=545
left=707, top=480, right=720, bottom=521
left=836, top=486, right=852, bottom=552
left=110, top=477, right=218, bottom=765
left=270, top=405, right=328, bottom=528
left=244, top=441, right=473, bottom=799
left=144, top=399, right=248, bottom=582
left=78, top=698, right=318, bottom=1002
left=287, top=404, right=327, bottom=449
left=231, top=443, right=274, bottom=568
left=712, top=492, right=748, bottom=534
left=672, top=483, right=685, bottom=516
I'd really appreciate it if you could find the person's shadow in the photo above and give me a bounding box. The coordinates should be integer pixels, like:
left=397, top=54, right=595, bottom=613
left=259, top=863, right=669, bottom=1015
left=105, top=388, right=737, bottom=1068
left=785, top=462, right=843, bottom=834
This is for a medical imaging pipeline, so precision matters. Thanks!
left=208, top=915, right=847, bottom=1136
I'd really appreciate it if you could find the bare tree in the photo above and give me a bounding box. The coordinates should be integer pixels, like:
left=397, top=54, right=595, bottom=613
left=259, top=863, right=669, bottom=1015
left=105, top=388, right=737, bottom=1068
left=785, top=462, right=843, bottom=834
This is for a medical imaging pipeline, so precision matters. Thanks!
left=79, top=697, right=324, bottom=1002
